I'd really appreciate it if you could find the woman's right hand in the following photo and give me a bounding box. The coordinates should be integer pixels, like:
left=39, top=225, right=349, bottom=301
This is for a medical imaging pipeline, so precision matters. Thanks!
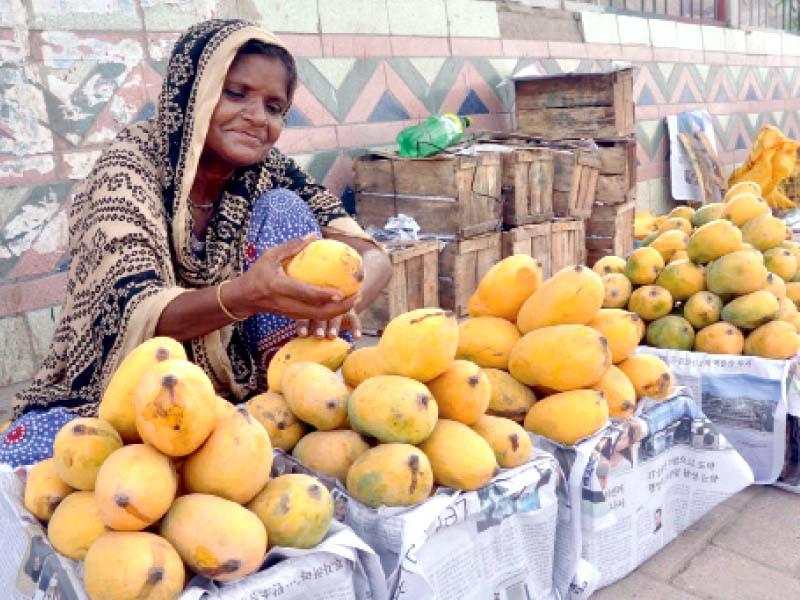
left=231, top=234, right=360, bottom=321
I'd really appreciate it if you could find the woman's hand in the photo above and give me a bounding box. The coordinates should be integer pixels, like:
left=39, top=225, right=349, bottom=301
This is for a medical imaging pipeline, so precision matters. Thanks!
left=295, top=309, right=362, bottom=340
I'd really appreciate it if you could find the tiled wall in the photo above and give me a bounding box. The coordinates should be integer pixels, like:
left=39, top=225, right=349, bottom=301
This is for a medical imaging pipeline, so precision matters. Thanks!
left=3, top=0, right=800, bottom=402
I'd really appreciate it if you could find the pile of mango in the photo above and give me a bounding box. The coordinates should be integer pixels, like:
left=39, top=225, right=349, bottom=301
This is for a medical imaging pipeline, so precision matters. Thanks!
left=596, top=181, right=800, bottom=359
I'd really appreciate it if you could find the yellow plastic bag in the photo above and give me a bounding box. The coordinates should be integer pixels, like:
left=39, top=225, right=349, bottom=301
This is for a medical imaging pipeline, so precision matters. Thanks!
left=729, top=125, right=799, bottom=208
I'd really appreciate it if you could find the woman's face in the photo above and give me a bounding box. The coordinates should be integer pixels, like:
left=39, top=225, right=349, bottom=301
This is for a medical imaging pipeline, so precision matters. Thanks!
left=203, top=53, right=289, bottom=170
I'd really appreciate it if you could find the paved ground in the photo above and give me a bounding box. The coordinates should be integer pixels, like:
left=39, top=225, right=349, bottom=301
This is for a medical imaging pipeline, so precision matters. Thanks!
left=594, top=484, right=800, bottom=599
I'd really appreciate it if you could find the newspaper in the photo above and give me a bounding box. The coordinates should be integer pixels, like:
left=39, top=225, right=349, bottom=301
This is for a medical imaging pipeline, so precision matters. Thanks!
left=636, top=347, right=789, bottom=484
left=0, top=467, right=387, bottom=600
left=273, top=450, right=561, bottom=600
left=776, top=359, right=800, bottom=492
left=536, top=388, right=754, bottom=598
left=666, top=110, right=721, bottom=203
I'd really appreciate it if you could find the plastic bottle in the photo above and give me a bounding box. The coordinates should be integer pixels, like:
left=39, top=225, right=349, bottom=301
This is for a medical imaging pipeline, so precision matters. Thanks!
left=396, top=113, right=472, bottom=158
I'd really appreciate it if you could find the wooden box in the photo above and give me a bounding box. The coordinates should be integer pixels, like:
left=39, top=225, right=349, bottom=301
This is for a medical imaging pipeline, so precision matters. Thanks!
left=551, top=219, right=586, bottom=273
left=502, top=223, right=552, bottom=279
left=439, top=233, right=502, bottom=317
left=595, top=136, right=637, bottom=205
left=586, top=200, right=636, bottom=266
left=552, top=145, right=601, bottom=219
left=497, top=146, right=554, bottom=227
left=359, top=240, right=440, bottom=334
left=514, top=68, right=635, bottom=139
left=354, top=152, right=502, bottom=239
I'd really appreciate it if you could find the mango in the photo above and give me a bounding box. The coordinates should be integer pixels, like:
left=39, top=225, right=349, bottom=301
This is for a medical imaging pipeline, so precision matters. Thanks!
left=656, top=216, right=693, bottom=236
left=725, top=181, right=761, bottom=199
left=668, top=250, right=690, bottom=263
left=646, top=316, right=696, bottom=351
left=467, top=254, right=542, bottom=320
left=650, top=230, right=690, bottom=262
left=341, top=345, right=383, bottom=388
left=617, top=354, right=673, bottom=400
left=656, top=259, right=706, bottom=301
left=668, top=205, right=695, bottom=222
left=248, top=474, right=333, bottom=549
left=640, top=231, right=659, bottom=247
left=517, top=265, right=604, bottom=332
left=53, top=418, right=123, bottom=491
left=691, top=203, right=724, bottom=228
left=780, top=312, right=800, bottom=332
left=780, top=240, right=800, bottom=266
left=378, top=308, right=458, bottom=382
left=764, top=247, right=798, bottom=282
left=624, top=247, right=665, bottom=285
left=456, top=316, right=521, bottom=369
left=349, top=375, right=437, bottom=443
left=602, top=273, right=633, bottom=308
left=744, top=320, right=800, bottom=359
left=721, top=290, right=780, bottom=329
left=99, top=336, right=186, bottom=443
left=591, top=364, right=637, bottom=419
left=776, top=294, right=797, bottom=317
left=24, top=458, right=73, bottom=521
left=593, top=255, right=626, bottom=276
left=47, top=491, right=107, bottom=560
left=628, top=285, right=673, bottom=321
left=418, top=419, right=498, bottom=490
left=587, top=309, right=644, bottom=364
left=483, top=368, right=537, bottom=422
left=721, top=192, right=769, bottom=225
left=135, top=359, right=216, bottom=457
left=246, top=391, right=305, bottom=451
left=471, top=415, right=532, bottom=468
left=214, top=395, right=237, bottom=421
left=509, top=325, right=611, bottom=391
left=524, top=389, right=608, bottom=445
left=292, top=430, right=370, bottom=483
left=705, top=250, right=768, bottom=296
left=687, top=219, right=743, bottom=263
left=788, top=282, right=800, bottom=307
left=84, top=532, right=184, bottom=600
left=161, top=493, right=267, bottom=581
left=267, top=336, right=350, bottom=393
left=94, top=444, right=177, bottom=531
left=694, top=322, right=745, bottom=355
left=286, top=238, right=364, bottom=297
left=282, top=362, right=349, bottom=430
left=741, top=213, right=787, bottom=251
left=768, top=273, right=790, bottom=299
left=346, top=444, right=433, bottom=507
left=684, top=291, right=723, bottom=329
left=182, top=407, right=272, bottom=504
left=426, top=360, right=491, bottom=425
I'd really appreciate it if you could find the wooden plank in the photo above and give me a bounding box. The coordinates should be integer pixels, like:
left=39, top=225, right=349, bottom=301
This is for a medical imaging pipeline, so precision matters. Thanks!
left=422, top=250, right=439, bottom=307
left=517, top=106, right=632, bottom=139
left=595, top=174, right=631, bottom=204
left=597, top=143, right=629, bottom=175
left=551, top=220, right=585, bottom=273
left=438, top=233, right=501, bottom=316
left=514, top=74, right=617, bottom=109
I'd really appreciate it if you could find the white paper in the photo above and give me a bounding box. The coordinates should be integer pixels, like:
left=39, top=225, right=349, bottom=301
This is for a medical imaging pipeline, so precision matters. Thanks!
left=666, top=111, right=721, bottom=203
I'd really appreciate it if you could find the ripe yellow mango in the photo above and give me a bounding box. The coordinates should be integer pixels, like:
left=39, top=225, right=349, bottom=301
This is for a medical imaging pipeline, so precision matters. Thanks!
left=282, top=362, right=349, bottom=431
left=687, top=219, right=743, bottom=263
left=53, top=418, right=123, bottom=491
left=246, top=391, right=305, bottom=451
left=741, top=213, right=787, bottom=251
left=721, top=290, right=780, bottom=330
left=341, top=345, right=383, bottom=388
left=725, top=181, right=761, bottom=199
left=650, top=230, right=690, bottom=262
left=286, top=238, right=364, bottom=297
left=628, top=285, right=673, bottom=321
left=587, top=309, right=644, bottom=364
left=292, top=430, right=370, bottom=483
left=721, top=192, right=769, bottom=225
left=456, top=316, right=521, bottom=369
left=668, top=205, right=695, bottom=222
left=471, top=415, right=532, bottom=468
left=593, top=255, right=626, bottom=276
left=483, top=368, right=537, bottom=422
left=591, top=364, right=637, bottom=419
left=267, top=336, right=350, bottom=393
left=24, top=458, right=73, bottom=521
left=646, top=316, right=696, bottom=351
left=706, top=250, right=768, bottom=296
left=764, top=247, right=798, bottom=282
left=47, top=491, right=106, bottom=560
left=624, top=247, right=665, bottom=285
left=655, top=259, right=706, bottom=301
left=684, top=291, right=723, bottom=329
left=744, top=320, right=800, bottom=359
left=346, top=444, right=433, bottom=507
left=694, top=322, right=745, bottom=355
left=418, top=419, right=498, bottom=491
left=617, top=354, right=673, bottom=400
left=766, top=272, right=788, bottom=298
left=602, top=273, right=633, bottom=308
left=426, top=360, right=490, bottom=425
left=524, top=389, right=609, bottom=445
left=467, top=254, right=542, bottom=320
left=691, top=203, right=724, bottom=228
left=656, top=216, right=692, bottom=236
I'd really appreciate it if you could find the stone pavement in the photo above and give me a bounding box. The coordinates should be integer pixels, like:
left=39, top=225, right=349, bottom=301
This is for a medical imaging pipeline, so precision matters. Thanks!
left=595, top=485, right=800, bottom=599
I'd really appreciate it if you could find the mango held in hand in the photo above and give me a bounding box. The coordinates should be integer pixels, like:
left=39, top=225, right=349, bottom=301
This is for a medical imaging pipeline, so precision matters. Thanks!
left=286, top=238, right=364, bottom=297
left=516, top=265, right=604, bottom=333
left=378, top=308, right=458, bottom=382
left=246, top=391, right=305, bottom=451
left=509, top=324, right=611, bottom=391
left=426, top=360, right=491, bottom=425
left=346, top=444, right=433, bottom=507
left=419, top=419, right=498, bottom=491
left=24, top=458, right=73, bottom=521
left=94, top=444, right=177, bottom=531
left=53, top=418, right=123, bottom=491
left=282, top=362, right=349, bottom=430
left=456, top=316, right=521, bottom=370
left=483, top=368, right=537, bottom=422
left=135, top=359, right=216, bottom=457
left=161, top=494, right=267, bottom=581
left=471, top=415, right=532, bottom=468
left=591, top=365, right=637, bottom=420
left=524, top=389, right=609, bottom=445
left=182, top=407, right=272, bottom=504
left=248, top=474, right=333, bottom=549
left=349, top=375, right=437, bottom=443
left=467, top=254, right=542, bottom=320
left=47, top=491, right=106, bottom=560
left=99, top=336, right=186, bottom=443
left=267, top=336, right=351, bottom=393
left=292, top=430, right=370, bottom=482
left=617, top=354, right=673, bottom=400
left=83, top=532, right=185, bottom=600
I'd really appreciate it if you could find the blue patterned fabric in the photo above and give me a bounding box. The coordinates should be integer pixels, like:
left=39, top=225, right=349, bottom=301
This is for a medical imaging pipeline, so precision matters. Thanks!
left=0, top=409, right=78, bottom=468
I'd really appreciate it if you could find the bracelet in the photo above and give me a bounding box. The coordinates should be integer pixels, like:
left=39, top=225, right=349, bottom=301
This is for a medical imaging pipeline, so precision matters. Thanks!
left=216, top=281, right=246, bottom=322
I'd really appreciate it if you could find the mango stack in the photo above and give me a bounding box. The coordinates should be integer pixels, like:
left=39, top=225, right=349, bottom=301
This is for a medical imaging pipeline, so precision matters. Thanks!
left=595, top=180, right=800, bottom=360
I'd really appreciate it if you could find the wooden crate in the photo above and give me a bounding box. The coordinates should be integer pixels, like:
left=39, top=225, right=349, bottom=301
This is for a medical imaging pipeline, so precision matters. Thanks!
left=585, top=200, right=636, bottom=266
left=551, top=145, right=601, bottom=219
left=501, top=223, right=552, bottom=279
left=498, top=146, right=554, bottom=227
left=439, top=233, right=502, bottom=317
left=595, top=136, right=637, bottom=205
left=551, top=219, right=586, bottom=273
left=359, top=240, right=440, bottom=334
left=514, top=68, right=635, bottom=139
left=354, top=152, right=502, bottom=239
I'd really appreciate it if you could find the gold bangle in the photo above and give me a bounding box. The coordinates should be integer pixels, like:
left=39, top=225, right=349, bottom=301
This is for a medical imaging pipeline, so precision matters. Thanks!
left=216, top=281, right=246, bottom=322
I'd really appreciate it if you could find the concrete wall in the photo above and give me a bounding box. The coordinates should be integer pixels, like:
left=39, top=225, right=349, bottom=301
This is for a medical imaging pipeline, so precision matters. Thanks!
left=3, top=0, right=800, bottom=404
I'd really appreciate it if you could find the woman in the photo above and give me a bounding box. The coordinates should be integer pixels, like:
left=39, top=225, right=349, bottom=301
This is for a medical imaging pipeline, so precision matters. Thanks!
left=0, top=19, right=391, bottom=467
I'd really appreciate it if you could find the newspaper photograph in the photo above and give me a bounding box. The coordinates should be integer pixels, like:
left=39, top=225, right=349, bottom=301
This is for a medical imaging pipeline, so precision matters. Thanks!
left=637, top=347, right=789, bottom=484
left=535, top=389, right=754, bottom=598
left=273, top=450, right=561, bottom=600
left=776, top=359, right=800, bottom=492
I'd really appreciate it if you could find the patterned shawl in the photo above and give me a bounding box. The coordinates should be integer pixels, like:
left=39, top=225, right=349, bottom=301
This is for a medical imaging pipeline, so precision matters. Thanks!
left=14, top=19, right=369, bottom=418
